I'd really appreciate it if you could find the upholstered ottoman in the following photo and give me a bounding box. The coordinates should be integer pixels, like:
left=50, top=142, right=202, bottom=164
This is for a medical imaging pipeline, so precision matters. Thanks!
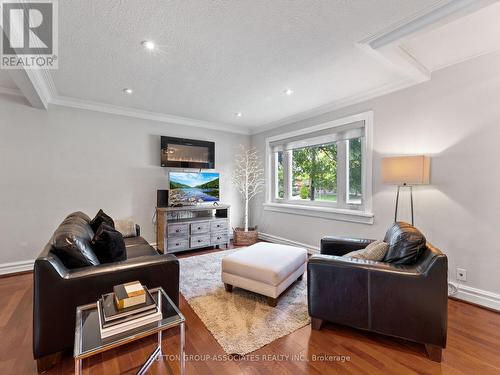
left=221, top=242, right=307, bottom=306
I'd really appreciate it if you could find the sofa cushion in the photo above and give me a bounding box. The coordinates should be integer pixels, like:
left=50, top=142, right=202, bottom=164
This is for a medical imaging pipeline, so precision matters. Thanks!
left=124, top=236, right=158, bottom=258
left=89, top=209, right=115, bottom=232
left=383, top=222, right=426, bottom=264
left=50, top=215, right=100, bottom=269
left=91, top=223, right=127, bottom=263
left=344, top=240, right=389, bottom=261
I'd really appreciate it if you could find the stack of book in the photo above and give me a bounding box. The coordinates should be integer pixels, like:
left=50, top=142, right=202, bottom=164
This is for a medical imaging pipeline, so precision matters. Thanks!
left=97, top=281, right=162, bottom=338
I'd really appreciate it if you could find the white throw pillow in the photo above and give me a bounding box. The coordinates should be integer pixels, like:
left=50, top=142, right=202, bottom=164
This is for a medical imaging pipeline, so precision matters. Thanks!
left=343, top=240, right=389, bottom=261
left=115, top=219, right=137, bottom=238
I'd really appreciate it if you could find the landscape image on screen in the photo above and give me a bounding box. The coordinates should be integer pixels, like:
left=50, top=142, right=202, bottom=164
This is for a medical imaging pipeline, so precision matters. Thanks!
left=169, top=172, right=220, bottom=204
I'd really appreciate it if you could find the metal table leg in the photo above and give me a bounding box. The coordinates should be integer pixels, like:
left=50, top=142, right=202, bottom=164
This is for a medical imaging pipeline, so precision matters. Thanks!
left=180, top=322, right=185, bottom=375
left=74, top=358, right=82, bottom=375
left=137, top=330, right=162, bottom=375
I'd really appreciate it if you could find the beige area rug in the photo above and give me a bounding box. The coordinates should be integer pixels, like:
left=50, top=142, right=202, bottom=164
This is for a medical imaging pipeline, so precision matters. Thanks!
left=179, top=249, right=310, bottom=355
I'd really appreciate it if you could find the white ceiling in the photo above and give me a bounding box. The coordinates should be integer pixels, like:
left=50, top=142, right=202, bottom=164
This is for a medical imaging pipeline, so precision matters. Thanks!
left=50, top=0, right=441, bottom=131
left=2, top=0, right=499, bottom=134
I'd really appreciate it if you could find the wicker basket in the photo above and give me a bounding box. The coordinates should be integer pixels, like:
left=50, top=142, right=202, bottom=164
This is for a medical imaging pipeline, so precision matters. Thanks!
left=233, top=227, right=259, bottom=246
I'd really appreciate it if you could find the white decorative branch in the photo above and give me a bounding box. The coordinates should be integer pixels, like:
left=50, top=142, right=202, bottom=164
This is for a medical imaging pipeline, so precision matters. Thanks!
left=232, top=145, right=265, bottom=231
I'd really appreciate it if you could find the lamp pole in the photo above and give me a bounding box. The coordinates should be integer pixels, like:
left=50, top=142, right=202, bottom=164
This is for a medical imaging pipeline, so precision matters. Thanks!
left=394, top=183, right=414, bottom=225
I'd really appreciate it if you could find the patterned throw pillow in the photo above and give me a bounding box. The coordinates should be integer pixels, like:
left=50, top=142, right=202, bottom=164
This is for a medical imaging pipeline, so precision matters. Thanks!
left=115, top=218, right=137, bottom=238
left=343, top=240, right=389, bottom=261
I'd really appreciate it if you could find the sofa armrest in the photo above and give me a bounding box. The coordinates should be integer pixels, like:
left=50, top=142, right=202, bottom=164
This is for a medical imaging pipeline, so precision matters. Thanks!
left=33, top=253, right=179, bottom=358
left=320, top=236, right=375, bottom=256
left=65, top=253, right=175, bottom=280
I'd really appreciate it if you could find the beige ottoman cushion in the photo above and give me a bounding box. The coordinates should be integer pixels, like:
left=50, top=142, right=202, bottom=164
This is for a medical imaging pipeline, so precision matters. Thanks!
left=221, top=242, right=307, bottom=299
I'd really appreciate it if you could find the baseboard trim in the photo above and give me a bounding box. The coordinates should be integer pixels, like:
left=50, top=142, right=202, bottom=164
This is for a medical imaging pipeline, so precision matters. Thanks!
left=449, top=282, right=500, bottom=312
left=258, top=232, right=319, bottom=254
left=0, top=259, right=35, bottom=276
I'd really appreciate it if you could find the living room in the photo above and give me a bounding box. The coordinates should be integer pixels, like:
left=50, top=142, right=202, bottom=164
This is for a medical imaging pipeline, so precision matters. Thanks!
left=0, top=1, right=499, bottom=374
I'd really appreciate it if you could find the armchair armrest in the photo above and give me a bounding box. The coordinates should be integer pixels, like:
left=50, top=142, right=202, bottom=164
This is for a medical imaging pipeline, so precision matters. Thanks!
left=320, top=236, right=375, bottom=256
left=307, top=252, right=448, bottom=347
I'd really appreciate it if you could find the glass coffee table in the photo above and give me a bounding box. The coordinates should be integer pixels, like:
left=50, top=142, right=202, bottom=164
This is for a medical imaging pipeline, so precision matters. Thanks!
left=74, top=287, right=185, bottom=375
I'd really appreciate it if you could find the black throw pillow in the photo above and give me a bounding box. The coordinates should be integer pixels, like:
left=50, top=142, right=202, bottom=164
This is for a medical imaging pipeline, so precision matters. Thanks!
left=89, top=209, right=115, bottom=232
left=91, top=223, right=127, bottom=264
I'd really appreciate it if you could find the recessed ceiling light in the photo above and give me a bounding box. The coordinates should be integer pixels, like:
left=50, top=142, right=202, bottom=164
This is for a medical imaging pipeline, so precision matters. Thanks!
left=141, top=40, right=155, bottom=50
left=284, top=88, right=294, bottom=96
left=123, top=88, right=133, bottom=94
left=235, top=112, right=242, bottom=117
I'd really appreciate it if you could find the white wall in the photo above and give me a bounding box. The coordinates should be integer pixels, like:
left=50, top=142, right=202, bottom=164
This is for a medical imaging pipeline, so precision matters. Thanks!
left=251, top=51, right=500, bottom=298
left=0, top=95, right=249, bottom=265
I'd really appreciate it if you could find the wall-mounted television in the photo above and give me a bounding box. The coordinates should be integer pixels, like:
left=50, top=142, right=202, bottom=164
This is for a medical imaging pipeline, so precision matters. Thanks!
left=168, top=172, right=220, bottom=205
left=161, top=136, right=215, bottom=169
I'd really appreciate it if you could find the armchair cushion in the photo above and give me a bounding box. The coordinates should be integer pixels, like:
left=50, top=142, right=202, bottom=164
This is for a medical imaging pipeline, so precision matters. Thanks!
left=344, top=240, right=389, bottom=261
left=91, top=223, right=127, bottom=264
left=383, top=222, right=426, bottom=265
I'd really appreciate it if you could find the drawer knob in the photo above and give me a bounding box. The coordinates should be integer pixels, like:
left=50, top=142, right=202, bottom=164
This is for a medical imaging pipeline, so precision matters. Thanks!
left=217, top=237, right=221, bottom=240
left=176, top=229, right=180, bottom=233
left=198, top=239, right=202, bottom=242
left=176, top=243, right=180, bottom=246
left=197, top=227, right=201, bottom=230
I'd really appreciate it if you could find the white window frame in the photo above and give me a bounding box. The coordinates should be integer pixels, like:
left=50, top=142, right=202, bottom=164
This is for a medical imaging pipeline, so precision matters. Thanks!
left=264, top=111, right=374, bottom=224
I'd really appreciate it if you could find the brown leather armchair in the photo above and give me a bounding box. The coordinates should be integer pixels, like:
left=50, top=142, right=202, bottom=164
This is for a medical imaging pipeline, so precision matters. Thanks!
left=307, top=222, right=448, bottom=362
left=33, top=213, right=179, bottom=372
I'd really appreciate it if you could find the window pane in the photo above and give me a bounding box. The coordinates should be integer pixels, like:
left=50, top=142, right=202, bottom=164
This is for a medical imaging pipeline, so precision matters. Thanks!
left=275, top=151, right=284, bottom=199
left=291, top=144, right=337, bottom=202
left=348, top=137, right=362, bottom=204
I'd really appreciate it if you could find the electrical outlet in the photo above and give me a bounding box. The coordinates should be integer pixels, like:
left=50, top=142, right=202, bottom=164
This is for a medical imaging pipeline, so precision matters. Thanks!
left=456, top=268, right=467, bottom=282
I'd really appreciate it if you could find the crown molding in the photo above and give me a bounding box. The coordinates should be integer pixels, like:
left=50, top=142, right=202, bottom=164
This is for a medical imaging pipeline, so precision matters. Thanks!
left=50, top=95, right=252, bottom=135
left=360, top=0, right=497, bottom=49
left=250, top=77, right=414, bottom=135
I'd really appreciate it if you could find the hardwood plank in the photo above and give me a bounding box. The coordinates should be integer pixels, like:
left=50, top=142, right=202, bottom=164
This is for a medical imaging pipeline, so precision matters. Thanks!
left=1, top=245, right=500, bottom=374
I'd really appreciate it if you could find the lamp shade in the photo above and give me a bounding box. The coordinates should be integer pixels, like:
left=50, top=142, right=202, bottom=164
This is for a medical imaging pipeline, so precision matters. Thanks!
left=381, top=155, right=430, bottom=185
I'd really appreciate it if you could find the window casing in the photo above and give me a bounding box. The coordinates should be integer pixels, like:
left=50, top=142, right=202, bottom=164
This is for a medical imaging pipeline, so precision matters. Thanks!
left=265, top=112, right=373, bottom=222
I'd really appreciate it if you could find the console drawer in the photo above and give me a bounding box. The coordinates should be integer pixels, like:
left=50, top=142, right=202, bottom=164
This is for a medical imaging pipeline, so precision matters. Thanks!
left=211, top=233, right=228, bottom=245
left=190, top=221, right=210, bottom=234
left=190, top=235, right=210, bottom=248
left=211, top=220, right=228, bottom=232
left=167, top=238, right=189, bottom=252
left=168, top=223, right=188, bottom=236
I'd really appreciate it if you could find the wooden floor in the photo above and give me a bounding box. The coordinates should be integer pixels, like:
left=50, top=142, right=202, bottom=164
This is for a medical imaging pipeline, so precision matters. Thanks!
left=1, top=248, right=500, bottom=375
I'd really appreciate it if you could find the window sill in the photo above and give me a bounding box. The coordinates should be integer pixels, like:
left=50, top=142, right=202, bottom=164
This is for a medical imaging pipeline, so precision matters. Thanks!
left=263, top=202, right=374, bottom=224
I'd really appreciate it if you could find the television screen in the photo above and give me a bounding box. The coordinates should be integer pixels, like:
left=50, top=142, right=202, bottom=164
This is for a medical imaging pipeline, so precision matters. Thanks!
left=169, top=172, right=220, bottom=204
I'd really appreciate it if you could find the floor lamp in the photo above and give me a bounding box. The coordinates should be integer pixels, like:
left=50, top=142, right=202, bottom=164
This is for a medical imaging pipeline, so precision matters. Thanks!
left=381, top=156, right=430, bottom=225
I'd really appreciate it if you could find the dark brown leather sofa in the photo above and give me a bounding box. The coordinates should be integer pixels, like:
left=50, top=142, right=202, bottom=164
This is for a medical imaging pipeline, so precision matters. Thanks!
left=307, top=222, right=448, bottom=362
left=33, top=213, right=179, bottom=372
